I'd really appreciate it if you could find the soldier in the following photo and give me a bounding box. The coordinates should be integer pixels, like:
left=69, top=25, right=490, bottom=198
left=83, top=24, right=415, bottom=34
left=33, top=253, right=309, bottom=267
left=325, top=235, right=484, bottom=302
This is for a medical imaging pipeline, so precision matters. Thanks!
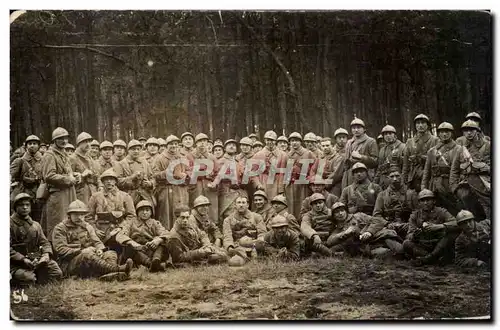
left=252, top=130, right=289, bottom=202
left=40, top=127, right=77, bottom=237
left=270, top=195, right=300, bottom=234
left=377, top=134, right=386, bottom=150
left=450, top=120, right=491, bottom=220
left=180, top=132, right=195, bottom=158
left=248, top=133, right=258, bottom=144
left=456, top=112, right=490, bottom=145
left=262, top=215, right=300, bottom=261
left=373, top=166, right=417, bottom=239
left=114, top=139, right=156, bottom=208
left=212, top=141, right=224, bottom=159
left=153, top=135, right=190, bottom=229
left=112, top=139, right=127, bottom=162
left=89, top=139, right=100, bottom=161
left=10, top=193, right=62, bottom=286
left=454, top=210, right=490, bottom=268
left=64, top=144, right=75, bottom=156
left=96, top=141, right=117, bottom=176
left=138, top=137, right=147, bottom=151
left=252, top=140, right=263, bottom=153
left=327, top=202, right=402, bottom=257
left=402, top=189, right=458, bottom=265
left=158, top=138, right=167, bottom=154
left=286, top=132, right=318, bottom=220
left=222, top=196, right=267, bottom=262
left=252, top=190, right=276, bottom=230
left=340, top=162, right=382, bottom=215
left=144, top=137, right=160, bottom=166
left=277, top=135, right=289, bottom=152
left=374, top=125, right=405, bottom=190
left=326, top=128, right=348, bottom=197
left=402, top=114, right=439, bottom=191
left=304, top=132, right=323, bottom=158
left=118, top=200, right=169, bottom=272
left=39, top=143, right=48, bottom=156
left=236, top=137, right=257, bottom=204
left=168, top=205, right=228, bottom=266
left=190, top=196, right=223, bottom=246
left=300, top=180, right=339, bottom=218
left=421, top=122, right=462, bottom=215
left=207, top=139, right=214, bottom=154
left=315, top=135, right=323, bottom=153
left=300, top=193, right=338, bottom=257
left=342, top=118, right=378, bottom=189
left=52, top=200, right=133, bottom=281
left=70, top=132, right=100, bottom=205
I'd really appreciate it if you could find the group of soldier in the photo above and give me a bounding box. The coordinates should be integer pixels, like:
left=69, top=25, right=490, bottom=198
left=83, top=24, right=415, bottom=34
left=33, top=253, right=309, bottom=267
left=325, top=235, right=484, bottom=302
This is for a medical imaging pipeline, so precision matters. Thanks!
left=10, top=111, right=491, bottom=286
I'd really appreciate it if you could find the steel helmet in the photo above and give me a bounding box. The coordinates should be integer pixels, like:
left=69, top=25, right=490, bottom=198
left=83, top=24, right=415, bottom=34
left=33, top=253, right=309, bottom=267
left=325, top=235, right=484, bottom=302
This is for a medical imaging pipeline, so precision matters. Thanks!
left=309, top=193, right=326, bottom=204
left=271, top=194, right=288, bottom=207
left=146, top=137, right=159, bottom=146
left=331, top=201, right=347, bottom=212
left=253, top=141, right=264, bottom=147
left=113, top=139, right=127, bottom=148
left=253, top=190, right=268, bottom=200
left=381, top=125, right=396, bottom=134
left=128, top=139, right=142, bottom=150
left=456, top=210, right=475, bottom=223
left=437, top=122, right=454, bottom=132
left=136, top=200, right=153, bottom=212
left=51, top=127, right=69, bottom=141
left=157, top=138, right=167, bottom=146
left=316, top=135, right=322, bottom=142
left=166, top=135, right=180, bottom=146
left=224, top=139, right=238, bottom=147
left=138, top=137, right=147, bottom=142
left=418, top=189, right=435, bottom=200
left=195, top=133, right=209, bottom=143
left=461, top=120, right=480, bottom=130
left=76, top=132, right=93, bottom=146
left=67, top=200, right=89, bottom=214
left=466, top=112, right=482, bottom=121
left=270, top=215, right=289, bottom=228
left=263, top=130, right=278, bottom=141
left=277, top=135, right=289, bottom=143
left=414, top=114, right=430, bottom=123
left=377, top=134, right=384, bottom=141
left=334, top=128, right=349, bottom=137
left=181, top=132, right=194, bottom=140
left=350, top=118, right=365, bottom=127
left=193, top=195, right=211, bottom=208
left=99, top=141, right=113, bottom=150
left=248, top=133, right=258, bottom=139
left=13, top=193, right=32, bottom=206
left=239, top=137, right=253, bottom=146
left=288, top=132, right=303, bottom=141
left=100, top=169, right=118, bottom=181
left=90, top=139, right=100, bottom=147
left=352, top=162, right=368, bottom=172
left=303, top=132, right=317, bottom=142
left=65, top=143, right=75, bottom=150
left=25, top=135, right=41, bottom=145
left=213, top=141, right=224, bottom=149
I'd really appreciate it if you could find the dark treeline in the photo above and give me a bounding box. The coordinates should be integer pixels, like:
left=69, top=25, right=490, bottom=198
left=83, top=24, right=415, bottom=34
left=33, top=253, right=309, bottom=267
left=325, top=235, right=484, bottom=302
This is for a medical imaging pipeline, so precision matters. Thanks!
left=10, top=10, right=491, bottom=147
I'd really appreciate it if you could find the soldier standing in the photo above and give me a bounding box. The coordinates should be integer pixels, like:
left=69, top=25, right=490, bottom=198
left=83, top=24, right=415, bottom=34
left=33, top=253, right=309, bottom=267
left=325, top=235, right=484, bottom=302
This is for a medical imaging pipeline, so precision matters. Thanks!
left=262, top=215, right=300, bottom=261
left=304, top=132, right=323, bottom=159
left=327, top=128, right=348, bottom=197
left=212, top=141, right=224, bottom=159
left=402, top=114, right=439, bottom=191
left=112, top=139, right=127, bottom=162
left=277, top=135, right=289, bottom=152
left=70, top=132, right=100, bottom=205
left=179, top=132, right=195, bottom=158
left=252, top=190, right=276, bottom=230
left=158, top=138, right=167, bottom=154
left=96, top=141, right=117, bottom=176
left=454, top=210, right=490, bottom=268
left=340, top=162, right=382, bottom=215
left=64, top=144, right=75, bottom=156
left=190, top=196, right=223, bottom=247
left=248, top=133, right=258, bottom=144
left=144, top=137, right=160, bottom=166
left=88, top=140, right=100, bottom=161
left=456, top=112, right=490, bottom=145
left=236, top=137, right=257, bottom=205
left=252, top=140, right=264, bottom=153
left=39, top=143, right=48, bottom=156
left=374, top=125, right=405, bottom=190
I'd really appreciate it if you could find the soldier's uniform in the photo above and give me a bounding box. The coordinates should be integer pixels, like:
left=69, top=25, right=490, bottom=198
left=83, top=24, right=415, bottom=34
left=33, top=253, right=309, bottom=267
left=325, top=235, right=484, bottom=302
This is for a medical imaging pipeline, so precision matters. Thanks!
left=112, top=140, right=127, bottom=163
left=326, top=128, right=348, bottom=196
left=262, top=215, right=300, bottom=261
left=252, top=191, right=276, bottom=231
left=190, top=196, right=223, bottom=245
left=235, top=137, right=257, bottom=207
left=374, top=126, right=405, bottom=190
left=304, top=132, right=324, bottom=159
left=96, top=141, right=117, bottom=177
left=340, top=165, right=382, bottom=215
left=10, top=136, right=43, bottom=202
left=222, top=209, right=267, bottom=258
left=271, top=195, right=300, bottom=235
left=179, top=132, right=195, bottom=158
left=70, top=133, right=100, bottom=205
left=454, top=211, right=490, bottom=268
left=144, top=138, right=160, bottom=167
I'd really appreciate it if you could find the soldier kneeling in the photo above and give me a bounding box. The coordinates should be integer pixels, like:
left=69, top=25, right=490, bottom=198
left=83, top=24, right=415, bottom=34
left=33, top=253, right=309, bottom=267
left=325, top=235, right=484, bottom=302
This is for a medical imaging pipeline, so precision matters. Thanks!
left=167, top=205, right=228, bottom=266
left=262, top=215, right=300, bottom=261
left=454, top=210, right=490, bottom=268
left=52, top=200, right=133, bottom=281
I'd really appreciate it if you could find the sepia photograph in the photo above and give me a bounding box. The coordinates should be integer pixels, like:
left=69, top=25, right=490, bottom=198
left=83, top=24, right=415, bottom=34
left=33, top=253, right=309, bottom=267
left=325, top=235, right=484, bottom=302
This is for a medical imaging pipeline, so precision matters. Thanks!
left=9, top=9, right=491, bottom=320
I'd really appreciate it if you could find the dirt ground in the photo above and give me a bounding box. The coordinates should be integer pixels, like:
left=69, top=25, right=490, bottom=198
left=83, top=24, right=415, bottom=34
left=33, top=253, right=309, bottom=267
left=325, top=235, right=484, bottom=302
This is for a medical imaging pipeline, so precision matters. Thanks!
left=10, top=257, right=491, bottom=320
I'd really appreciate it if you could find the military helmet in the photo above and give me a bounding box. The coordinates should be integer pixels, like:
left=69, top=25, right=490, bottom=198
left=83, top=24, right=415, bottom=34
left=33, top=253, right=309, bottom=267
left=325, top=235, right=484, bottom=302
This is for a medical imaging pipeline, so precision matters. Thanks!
left=270, top=215, right=289, bottom=228
left=271, top=194, right=288, bottom=207
left=13, top=193, right=32, bottom=206
left=128, top=139, right=142, bottom=150
left=288, top=132, right=303, bottom=141
left=65, top=143, right=75, bottom=150
left=99, top=141, right=113, bottom=150
left=309, top=193, right=326, bottom=204
left=350, top=118, right=365, bottom=127
left=146, top=137, right=159, bottom=146
left=437, top=122, right=454, bottom=132
left=181, top=132, right=194, bottom=140
left=213, top=141, right=224, bottom=149
left=113, top=139, right=127, bottom=148
left=157, top=138, right=167, bottom=146
left=381, top=125, right=396, bottom=134
left=377, top=134, right=383, bottom=141
left=414, top=113, right=430, bottom=123
left=334, top=128, right=349, bottom=137
left=193, top=195, right=211, bottom=208
left=136, top=200, right=153, bottom=212
left=224, top=139, right=238, bottom=147
left=277, top=135, right=289, bottom=143
left=466, top=112, right=482, bottom=121
left=418, top=189, right=435, bottom=200
left=90, top=139, right=100, bottom=147
left=461, top=120, right=480, bottom=130
left=253, top=190, right=268, bottom=200
left=51, top=127, right=69, bottom=141
left=352, top=162, right=368, bottom=172
left=248, top=133, right=258, bottom=139
left=166, top=135, right=180, bottom=146
left=76, top=132, right=93, bottom=146
left=25, top=135, right=41, bottom=145
left=138, top=137, right=147, bottom=142
left=67, top=200, right=89, bottom=214
left=303, top=132, right=317, bottom=142
left=316, top=135, right=322, bottom=142
left=239, top=137, right=253, bottom=146
left=253, top=141, right=264, bottom=147
left=263, top=130, right=278, bottom=141
left=456, top=210, right=475, bottom=224
left=331, top=201, right=347, bottom=212
left=195, top=133, right=209, bottom=143
left=100, top=169, right=118, bottom=181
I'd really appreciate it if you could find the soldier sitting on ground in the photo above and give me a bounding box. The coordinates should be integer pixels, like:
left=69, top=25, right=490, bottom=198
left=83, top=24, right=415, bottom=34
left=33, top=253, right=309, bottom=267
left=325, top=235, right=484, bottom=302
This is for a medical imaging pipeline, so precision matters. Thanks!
left=262, top=215, right=301, bottom=261
left=190, top=195, right=223, bottom=247
left=252, top=190, right=276, bottom=231
left=340, top=162, right=382, bottom=215
left=52, top=200, right=133, bottom=281
left=454, top=210, right=490, bottom=268
left=299, top=180, right=339, bottom=219
left=10, top=193, right=63, bottom=286
left=167, top=205, right=228, bottom=266
left=270, top=194, right=300, bottom=235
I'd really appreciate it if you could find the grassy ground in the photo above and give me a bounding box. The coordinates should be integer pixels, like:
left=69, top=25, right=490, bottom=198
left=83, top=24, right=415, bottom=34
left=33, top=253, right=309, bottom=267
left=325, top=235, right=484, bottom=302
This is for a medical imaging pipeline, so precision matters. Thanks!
left=10, top=257, right=491, bottom=320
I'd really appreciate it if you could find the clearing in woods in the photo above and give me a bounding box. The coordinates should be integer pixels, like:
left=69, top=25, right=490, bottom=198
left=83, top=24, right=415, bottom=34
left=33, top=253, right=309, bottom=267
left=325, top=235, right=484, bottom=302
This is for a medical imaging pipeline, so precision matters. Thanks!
left=10, top=257, right=491, bottom=320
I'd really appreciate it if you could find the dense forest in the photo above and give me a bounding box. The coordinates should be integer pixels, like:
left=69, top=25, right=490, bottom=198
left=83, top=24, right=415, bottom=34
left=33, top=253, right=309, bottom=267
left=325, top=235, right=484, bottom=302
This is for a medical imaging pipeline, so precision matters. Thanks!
left=10, top=10, right=491, bottom=147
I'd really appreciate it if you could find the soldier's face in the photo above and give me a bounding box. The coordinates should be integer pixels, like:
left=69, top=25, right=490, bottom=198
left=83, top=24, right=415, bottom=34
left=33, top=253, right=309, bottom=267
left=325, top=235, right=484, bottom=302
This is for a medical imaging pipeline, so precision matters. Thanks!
left=253, top=146, right=263, bottom=153
left=159, top=145, right=166, bottom=153
left=102, top=177, right=116, bottom=190
left=253, top=196, right=266, bottom=209
left=273, top=226, right=287, bottom=237
left=65, top=148, right=74, bottom=155
left=213, top=147, right=224, bottom=158
left=353, top=169, right=368, bottom=182
left=290, top=138, right=301, bottom=150
left=271, top=202, right=286, bottom=213
left=351, top=125, right=365, bottom=137
left=321, top=141, right=332, bottom=154
left=15, top=200, right=31, bottom=217
left=129, top=146, right=141, bottom=159
left=147, top=144, right=159, bottom=155
left=383, top=132, right=396, bottom=143
left=177, top=211, right=191, bottom=228
left=335, top=135, right=348, bottom=147
left=305, top=141, right=315, bottom=150
left=78, top=140, right=91, bottom=153
left=183, top=136, right=194, bottom=148
left=415, top=120, right=429, bottom=132
left=389, top=171, right=402, bottom=187
left=461, top=219, right=475, bottom=234
left=310, top=184, right=323, bottom=194
left=196, top=205, right=209, bottom=216
left=265, top=139, right=276, bottom=150
left=138, top=207, right=152, bottom=221
left=40, top=145, right=47, bottom=153
left=235, top=197, right=249, bottom=213
left=140, top=141, right=146, bottom=149
left=420, top=198, right=435, bottom=211
left=101, top=148, right=113, bottom=159
left=438, top=130, right=452, bottom=142
left=26, top=141, right=40, bottom=154
left=463, top=128, right=478, bottom=140
left=240, top=144, right=251, bottom=154
left=196, top=139, right=208, bottom=152
left=277, top=141, right=288, bottom=151
left=90, top=145, right=100, bottom=155
left=70, top=212, right=86, bottom=225
left=114, top=146, right=126, bottom=157
left=311, top=200, right=325, bottom=212
left=250, top=137, right=257, bottom=143
left=225, top=143, right=237, bottom=154
left=54, top=137, right=68, bottom=148
left=167, top=141, right=178, bottom=153
left=333, top=208, right=347, bottom=221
